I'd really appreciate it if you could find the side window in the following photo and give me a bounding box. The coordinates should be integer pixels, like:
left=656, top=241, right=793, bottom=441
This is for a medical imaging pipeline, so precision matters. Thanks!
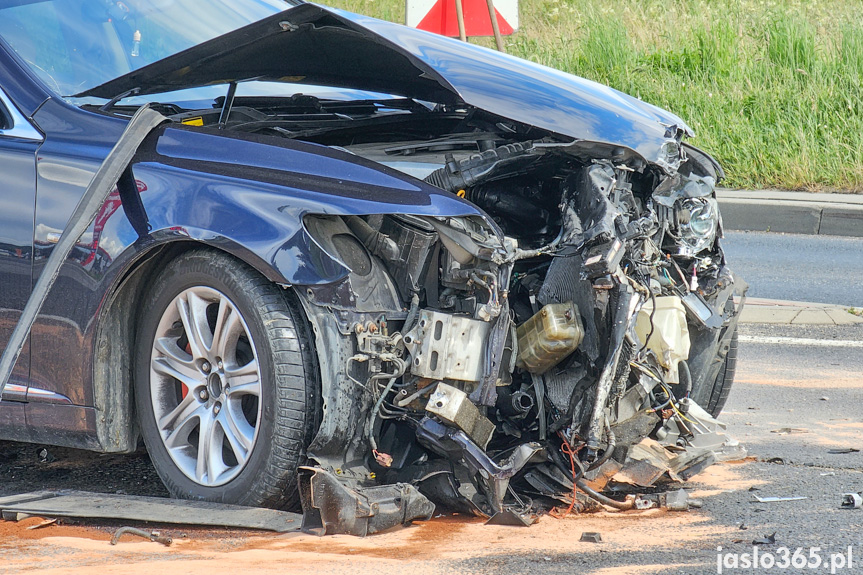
left=0, top=88, right=43, bottom=141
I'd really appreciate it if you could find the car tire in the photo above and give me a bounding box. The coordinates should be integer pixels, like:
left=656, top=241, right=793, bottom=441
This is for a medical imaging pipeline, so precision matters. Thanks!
left=694, top=327, right=738, bottom=417
left=134, top=249, right=318, bottom=509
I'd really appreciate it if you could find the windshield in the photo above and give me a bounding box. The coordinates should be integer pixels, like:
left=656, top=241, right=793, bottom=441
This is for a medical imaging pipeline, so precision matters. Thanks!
left=0, top=0, right=293, bottom=96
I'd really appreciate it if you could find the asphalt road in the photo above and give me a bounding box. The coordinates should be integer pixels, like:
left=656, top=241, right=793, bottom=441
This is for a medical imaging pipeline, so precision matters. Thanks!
left=722, top=231, right=863, bottom=307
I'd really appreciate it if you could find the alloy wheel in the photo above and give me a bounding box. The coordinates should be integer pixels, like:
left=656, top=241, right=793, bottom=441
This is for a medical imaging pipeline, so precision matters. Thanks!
left=149, top=286, right=262, bottom=486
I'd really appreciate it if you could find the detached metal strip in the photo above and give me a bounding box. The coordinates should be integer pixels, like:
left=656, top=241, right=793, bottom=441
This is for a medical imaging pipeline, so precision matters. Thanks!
left=0, top=105, right=167, bottom=398
left=0, top=490, right=301, bottom=532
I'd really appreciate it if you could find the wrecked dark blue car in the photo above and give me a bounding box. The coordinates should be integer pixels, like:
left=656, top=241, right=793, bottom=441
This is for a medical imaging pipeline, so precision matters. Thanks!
left=0, top=0, right=744, bottom=534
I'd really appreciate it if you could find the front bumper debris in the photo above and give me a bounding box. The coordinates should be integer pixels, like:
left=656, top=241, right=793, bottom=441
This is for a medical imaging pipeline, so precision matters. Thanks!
left=299, top=467, right=435, bottom=536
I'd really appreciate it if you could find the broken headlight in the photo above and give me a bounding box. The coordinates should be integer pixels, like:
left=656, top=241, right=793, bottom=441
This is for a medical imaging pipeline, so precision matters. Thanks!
left=674, top=197, right=720, bottom=254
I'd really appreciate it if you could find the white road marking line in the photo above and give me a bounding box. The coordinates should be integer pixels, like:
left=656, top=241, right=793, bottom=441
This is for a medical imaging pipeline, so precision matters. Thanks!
left=739, top=335, right=863, bottom=348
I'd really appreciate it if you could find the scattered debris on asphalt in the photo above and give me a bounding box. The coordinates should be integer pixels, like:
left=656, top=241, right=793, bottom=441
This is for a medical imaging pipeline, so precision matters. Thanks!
left=633, top=488, right=700, bottom=511
left=752, top=533, right=777, bottom=546
left=751, top=495, right=808, bottom=503
left=840, top=493, right=863, bottom=509
left=110, top=526, right=173, bottom=546
left=770, top=428, right=808, bottom=434
left=827, top=448, right=860, bottom=454
left=664, top=489, right=691, bottom=511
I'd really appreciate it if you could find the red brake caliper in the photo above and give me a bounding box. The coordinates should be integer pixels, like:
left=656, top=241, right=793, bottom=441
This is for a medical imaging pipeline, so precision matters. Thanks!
left=181, top=342, right=191, bottom=399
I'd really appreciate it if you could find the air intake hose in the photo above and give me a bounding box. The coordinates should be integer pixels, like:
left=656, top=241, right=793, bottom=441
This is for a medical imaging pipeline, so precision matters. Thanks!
left=423, top=141, right=536, bottom=193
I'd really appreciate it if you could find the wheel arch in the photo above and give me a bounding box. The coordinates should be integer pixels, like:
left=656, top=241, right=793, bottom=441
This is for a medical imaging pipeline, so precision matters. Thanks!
left=92, top=238, right=298, bottom=453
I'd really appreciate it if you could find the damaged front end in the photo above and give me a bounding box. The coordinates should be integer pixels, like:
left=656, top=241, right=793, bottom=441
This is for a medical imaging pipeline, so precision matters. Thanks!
left=292, top=132, right=746, bottom=535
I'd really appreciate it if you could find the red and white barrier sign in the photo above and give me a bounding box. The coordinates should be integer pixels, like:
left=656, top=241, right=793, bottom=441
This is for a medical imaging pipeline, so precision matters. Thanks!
left=407, top=0, right=518, bottom=37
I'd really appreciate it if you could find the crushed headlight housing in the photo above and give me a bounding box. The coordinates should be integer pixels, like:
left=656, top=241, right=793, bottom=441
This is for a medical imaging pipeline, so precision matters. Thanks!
left=675, top=197, right=720, bottom=255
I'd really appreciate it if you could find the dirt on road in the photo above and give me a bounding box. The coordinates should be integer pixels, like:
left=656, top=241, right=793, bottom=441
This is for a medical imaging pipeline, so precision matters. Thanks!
left=0, top=461, right=757, bottom=575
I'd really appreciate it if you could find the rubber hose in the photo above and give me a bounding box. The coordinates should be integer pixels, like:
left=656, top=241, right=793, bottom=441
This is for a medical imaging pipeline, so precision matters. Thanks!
left=586, top=427, right=616, bottom=472
left=576, top=479, right=634, bottom=510
left=403, top=293, right=420, bottom=333
left=678, top=359, right=693, bottom=397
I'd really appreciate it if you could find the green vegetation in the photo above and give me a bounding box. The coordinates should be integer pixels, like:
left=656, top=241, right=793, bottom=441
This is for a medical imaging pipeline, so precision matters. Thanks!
left=324, top=0, right=863, bottom=191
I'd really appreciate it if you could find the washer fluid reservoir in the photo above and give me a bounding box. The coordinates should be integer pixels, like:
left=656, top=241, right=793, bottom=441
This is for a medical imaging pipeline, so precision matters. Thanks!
left=516, top=302, right=584, bottom=374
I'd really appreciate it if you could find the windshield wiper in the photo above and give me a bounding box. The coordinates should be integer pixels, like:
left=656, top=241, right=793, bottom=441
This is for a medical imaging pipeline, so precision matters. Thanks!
left=217, top=82, right=238, bottom=129
left=100, top=87, right=141, bottom=112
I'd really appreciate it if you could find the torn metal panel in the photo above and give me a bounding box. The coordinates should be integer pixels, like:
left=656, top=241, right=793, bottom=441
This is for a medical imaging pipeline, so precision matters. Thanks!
left=581, top=460, right=623, bottom=492
left=486, top=507, right=537, bottom=526
left=613, top=438, right=676, bottom=488
left=752, top=495, right=808, bottom=503
left=416, top=418, right=545, bottom=514
left=405, top=311, right=491, bottom=382
left=0, top=491, right=301, bottom=532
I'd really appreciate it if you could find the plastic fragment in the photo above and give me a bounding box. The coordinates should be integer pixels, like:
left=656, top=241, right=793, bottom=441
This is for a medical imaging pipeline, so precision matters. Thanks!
left=110, top=526, right=173, bottom=546
left=26, top=518, right=58, bottom=530
left=751, top=495, right=807, bottom=503
left=752, top=533, right=777, bottom=545
left=770, top=428, right=808, bottom=435
left=664, top=489, right=690, bottom=511
left=841, top=493, right=862, bottom=509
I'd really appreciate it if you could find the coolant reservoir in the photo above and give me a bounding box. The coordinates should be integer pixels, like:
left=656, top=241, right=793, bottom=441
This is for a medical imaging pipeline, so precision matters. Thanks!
left=635, top=296, right=690, bottom=383
left=516, top=302, right=584, bottom=374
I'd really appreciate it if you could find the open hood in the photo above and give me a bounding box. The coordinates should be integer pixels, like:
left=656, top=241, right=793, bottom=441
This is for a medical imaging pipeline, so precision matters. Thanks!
left=79, top=3, right=692, bottom=167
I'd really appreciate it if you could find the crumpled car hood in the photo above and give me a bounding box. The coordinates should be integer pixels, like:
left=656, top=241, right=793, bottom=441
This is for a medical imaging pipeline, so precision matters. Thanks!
left=79, top=3, right=692, bottom=167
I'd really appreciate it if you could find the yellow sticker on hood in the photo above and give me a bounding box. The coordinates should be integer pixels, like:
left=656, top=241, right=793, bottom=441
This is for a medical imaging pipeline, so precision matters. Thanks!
left=182, top=117, right=204, bottom=126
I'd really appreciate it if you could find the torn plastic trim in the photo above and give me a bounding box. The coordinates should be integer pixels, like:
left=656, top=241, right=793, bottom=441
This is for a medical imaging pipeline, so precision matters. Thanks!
left=681, top=142, right=725, bottom=182
left=0, top=105, right=168, bottom=398
left=416, top=417, right=546, bottom=514
left=299, top=467, right=435, bottom=536
left=652, top=171, right=716, bottom=208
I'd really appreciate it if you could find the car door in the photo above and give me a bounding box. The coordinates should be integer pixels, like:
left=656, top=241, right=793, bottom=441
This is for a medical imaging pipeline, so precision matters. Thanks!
left=0, top=82, right=41, bottom=437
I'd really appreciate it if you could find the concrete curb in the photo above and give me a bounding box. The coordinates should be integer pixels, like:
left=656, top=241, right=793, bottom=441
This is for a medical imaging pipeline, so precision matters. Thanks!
left=717, top=189, right=863, bottom=237
left=738, top=297, right=863, bottom=326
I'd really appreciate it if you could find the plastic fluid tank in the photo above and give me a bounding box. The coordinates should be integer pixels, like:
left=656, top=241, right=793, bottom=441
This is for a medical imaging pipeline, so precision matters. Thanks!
left=516, top=302, right=584, bottom=374
left=634, top=295, right=690, bottom=383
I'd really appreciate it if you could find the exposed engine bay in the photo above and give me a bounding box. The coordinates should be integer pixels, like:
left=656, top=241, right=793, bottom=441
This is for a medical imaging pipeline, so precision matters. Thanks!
left=168, top=95, right=747, bottom=536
